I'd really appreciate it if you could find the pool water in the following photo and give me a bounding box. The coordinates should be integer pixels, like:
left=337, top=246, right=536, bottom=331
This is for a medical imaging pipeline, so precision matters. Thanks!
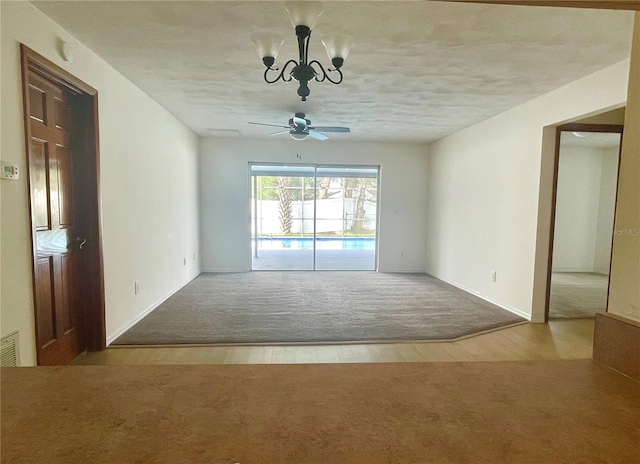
left=254, top=237, right=375, bottom=250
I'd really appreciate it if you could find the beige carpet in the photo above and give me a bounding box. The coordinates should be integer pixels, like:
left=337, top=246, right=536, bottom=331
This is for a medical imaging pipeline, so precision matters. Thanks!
left=113, top=272, right=525, bottom=345
left=2, top=360, right=639, bottom=463
left=550, top=272, right=609, bottom=318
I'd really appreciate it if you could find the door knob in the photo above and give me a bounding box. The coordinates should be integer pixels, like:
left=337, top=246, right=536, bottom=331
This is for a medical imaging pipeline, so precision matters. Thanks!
left=76, top=237, right=87, bottom=250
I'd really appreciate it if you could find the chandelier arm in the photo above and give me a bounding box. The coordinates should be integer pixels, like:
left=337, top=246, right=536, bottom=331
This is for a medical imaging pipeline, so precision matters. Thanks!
left=298, top=35, right=307, bottom=64
left=263, top=60, right=299, bottom=84
left=304, top=31, right=311, bottom=65
left=308, top=60, right=343, bottom=85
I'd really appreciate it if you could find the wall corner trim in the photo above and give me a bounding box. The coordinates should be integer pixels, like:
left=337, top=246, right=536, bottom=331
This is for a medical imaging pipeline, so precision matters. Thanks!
left=593, top=312, right=640, bottom=381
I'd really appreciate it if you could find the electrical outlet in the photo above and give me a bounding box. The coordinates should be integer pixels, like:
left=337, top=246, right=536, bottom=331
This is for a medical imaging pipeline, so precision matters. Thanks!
left=183, top=258, right=187, bottom=266
left=134, top=281, right=140, bottom=295
left=491, top=271, right=497, bottom=282
left=192, top=253, right=196, bottom=260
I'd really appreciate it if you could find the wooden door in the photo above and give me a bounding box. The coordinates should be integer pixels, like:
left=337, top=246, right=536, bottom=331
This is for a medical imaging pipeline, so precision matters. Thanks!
left=27, top=70, right=84, bottom=365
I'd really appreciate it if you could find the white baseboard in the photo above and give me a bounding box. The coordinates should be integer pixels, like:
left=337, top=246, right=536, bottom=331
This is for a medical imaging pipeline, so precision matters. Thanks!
left=553, top=268, right=599, bottom=273
left=106, top=273, right=200, bottom=345
left=430, top=275, right=532, bottom=321
left=530, top=313, right=546, bottom=323
left=201, top=267, right=249, bottom=273
left=378, top=268, right=427, bottom=273
left=203, top=267, right=428, bottom=274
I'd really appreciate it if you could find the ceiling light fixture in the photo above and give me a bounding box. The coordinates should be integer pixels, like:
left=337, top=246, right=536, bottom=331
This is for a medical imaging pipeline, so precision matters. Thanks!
left=290, top=131, right=308, bottom=141
left=251, top=1, right=352, bottom=102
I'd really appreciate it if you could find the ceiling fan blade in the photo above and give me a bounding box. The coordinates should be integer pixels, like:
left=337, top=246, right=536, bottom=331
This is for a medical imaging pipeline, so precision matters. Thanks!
left=308, top=130, right=329, bottom=141
left=293, top=116, right=308, bottom=129
left=269, top=130, right=291, bottom=137
left=308, top=126, right=350, bottom=133
left=249, top=122, right=291, bottom=129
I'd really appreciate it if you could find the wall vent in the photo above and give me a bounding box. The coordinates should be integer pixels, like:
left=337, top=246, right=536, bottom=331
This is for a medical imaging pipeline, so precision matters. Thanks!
left=1, top=331, right=20, bottom=367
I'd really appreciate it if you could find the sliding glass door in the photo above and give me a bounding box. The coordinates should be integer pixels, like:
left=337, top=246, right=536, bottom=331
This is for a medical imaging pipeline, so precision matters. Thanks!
left=251, top=165, right=315, bottom=270
left=251, top=164, right=378, bottom=271
left=314, top=167, right=378, bottom=270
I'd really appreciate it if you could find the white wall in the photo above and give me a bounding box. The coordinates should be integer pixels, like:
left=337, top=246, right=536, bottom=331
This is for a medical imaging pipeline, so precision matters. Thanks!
left=426, top=60, right=629, bottom=321
left=0, top=1, right=201, bottom=364
left=200, top=138, right=429, bottom=273
left=552, top=146, right=604, bottom=272
left=608, top=12, right=640, bottom=323
left=552, top=144, right=619, bottom=274
left=593, top=147, right=620, bottom=274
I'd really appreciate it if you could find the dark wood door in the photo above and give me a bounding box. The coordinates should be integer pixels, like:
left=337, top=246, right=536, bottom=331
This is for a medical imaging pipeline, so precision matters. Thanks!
left=27, top=70, right=84, bottom=365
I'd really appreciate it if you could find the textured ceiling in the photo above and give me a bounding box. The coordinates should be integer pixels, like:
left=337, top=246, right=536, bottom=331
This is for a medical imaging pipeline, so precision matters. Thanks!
left=32, top=1, right=634, bottom=142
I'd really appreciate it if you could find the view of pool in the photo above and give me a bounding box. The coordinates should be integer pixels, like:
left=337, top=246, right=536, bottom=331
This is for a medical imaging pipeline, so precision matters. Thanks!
left=253, top=237, right=375, bottom=250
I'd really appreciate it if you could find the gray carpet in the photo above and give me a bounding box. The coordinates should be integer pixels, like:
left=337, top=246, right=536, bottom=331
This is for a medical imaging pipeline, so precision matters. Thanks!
left=549, top=272, right=609, bottom=319
left=113, top=272, right=526, bottom=345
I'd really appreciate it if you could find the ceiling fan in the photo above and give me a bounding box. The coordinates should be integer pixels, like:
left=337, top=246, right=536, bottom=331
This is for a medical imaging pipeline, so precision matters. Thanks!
left=249, top=113, right=350, bottom=141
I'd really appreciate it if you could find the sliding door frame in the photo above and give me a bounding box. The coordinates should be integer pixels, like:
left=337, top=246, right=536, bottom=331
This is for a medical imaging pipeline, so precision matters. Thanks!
left=248, top=162, right=381, bottom=271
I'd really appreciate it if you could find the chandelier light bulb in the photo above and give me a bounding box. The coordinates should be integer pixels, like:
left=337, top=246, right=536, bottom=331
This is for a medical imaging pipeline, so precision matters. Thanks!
left=284, top=1, right=324, bottom=30
left=322, top=34, right=353, bottom=61
left=251, top=32, right=285, bottom=60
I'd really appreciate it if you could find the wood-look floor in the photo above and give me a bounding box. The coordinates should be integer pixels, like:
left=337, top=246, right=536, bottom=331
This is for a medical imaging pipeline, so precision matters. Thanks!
left=73, top=319, right=594, bottom=365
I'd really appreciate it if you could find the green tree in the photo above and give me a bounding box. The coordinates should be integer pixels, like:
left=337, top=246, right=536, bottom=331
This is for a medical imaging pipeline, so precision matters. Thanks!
left=346, top=178, right=377, bottom=234
left=350, top=179, right=367, bottom=233
left=256, top=176, right=278, bottom=200
left=276, top=177, right=293, bottom=234
left=316, top=177, right=332, bottom=199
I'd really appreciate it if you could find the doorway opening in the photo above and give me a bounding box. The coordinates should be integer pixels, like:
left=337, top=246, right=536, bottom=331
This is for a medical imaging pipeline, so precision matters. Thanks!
left=21, top=45, right=105, bottom=365
left=546, top=123, right=623, bottom=320
left=250, top=164, right=379, bottom=271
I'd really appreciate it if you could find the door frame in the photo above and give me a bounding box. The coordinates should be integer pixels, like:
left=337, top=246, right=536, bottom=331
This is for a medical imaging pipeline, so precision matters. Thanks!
left=20, top=45, right=106, bottom=361
left=544, top=123, right=624, bottom=321
left=248, top=162, right=381, bottom=271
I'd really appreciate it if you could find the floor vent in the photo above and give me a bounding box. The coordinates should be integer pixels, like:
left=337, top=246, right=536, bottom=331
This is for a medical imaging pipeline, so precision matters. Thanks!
left=1, top=331, right=20, bottom=367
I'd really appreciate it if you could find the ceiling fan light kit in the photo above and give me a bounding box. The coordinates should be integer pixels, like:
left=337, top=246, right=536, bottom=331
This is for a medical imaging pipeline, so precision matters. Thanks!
left=251, top=1, right=353, bottom=102
left=290, top=132, right=309, bottom=141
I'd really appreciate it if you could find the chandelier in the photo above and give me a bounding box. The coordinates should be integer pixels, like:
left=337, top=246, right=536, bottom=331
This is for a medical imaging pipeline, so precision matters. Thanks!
left=251, top=1, right=353, bottom=102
